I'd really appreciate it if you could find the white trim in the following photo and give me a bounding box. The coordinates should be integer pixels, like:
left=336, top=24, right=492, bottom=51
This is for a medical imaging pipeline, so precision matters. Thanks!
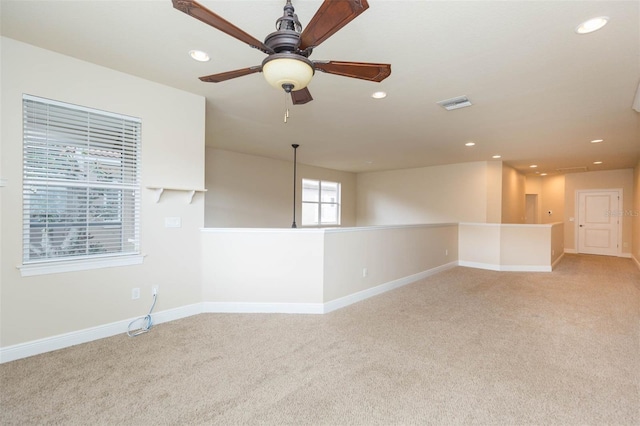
left=618, top=253, right=632, bottom=258
left=459, top=222, right=558, bottom=228
left=564, top=248, right=577, bottom=254
left=203, top=302, right=324, bottom=314
left=458, top=260, right=551, bottom=272
left=323, top=223, right=459, bottom=233
left=23, top=93, right=141, bottom=122
left=200, top=223, right=460, bottom=234
left=458, top=260, right=501, bottom=271
left=500, top=265, right=552, bottom=272
left=632, top=254, right=640, bottom=271
left=18, top=254, right=145, bottom=277
left=0, top=303, right=202, bottom=364
left=201, top=228, right=324, bottom=234
left=323, top=261, right=459, bottom=313
left=551, top=252, right=565, bottom=269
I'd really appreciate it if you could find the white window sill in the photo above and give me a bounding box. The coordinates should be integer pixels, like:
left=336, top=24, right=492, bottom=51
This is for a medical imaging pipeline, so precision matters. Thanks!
left=18, top=254, right=145, bottom=277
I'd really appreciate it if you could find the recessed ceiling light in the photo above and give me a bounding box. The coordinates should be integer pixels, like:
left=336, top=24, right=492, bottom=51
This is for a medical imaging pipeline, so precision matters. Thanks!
left=530, top=164, right=538, bottom=168
left=540, top=173, right=548, bottom=176
left=189, top=50, right=210, bottom=62
left=465, top=142, right=475, bottom=147
left=371, top=91, right=387, bottom=99
left=575, top=16, right=609, bottom=34
left=492, top=155, right=501, bottom=159
left=590, top=139, right=604, bottom=143
left=593, top=161, right=603, bottom=165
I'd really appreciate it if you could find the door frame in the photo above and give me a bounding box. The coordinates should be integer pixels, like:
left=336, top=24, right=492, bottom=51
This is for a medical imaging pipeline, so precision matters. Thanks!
left=575, top=188, right=622, bottom=256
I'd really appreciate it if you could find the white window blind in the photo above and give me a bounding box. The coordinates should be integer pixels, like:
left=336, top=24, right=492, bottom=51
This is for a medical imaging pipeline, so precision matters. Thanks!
left=22, top=95, right=141, bottom=264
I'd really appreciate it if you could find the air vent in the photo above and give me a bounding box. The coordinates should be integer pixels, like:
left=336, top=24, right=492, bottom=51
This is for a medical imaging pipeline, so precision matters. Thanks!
left=437, top=96, right=472, bottom=111
left=556, top=166, right=588, bottom=173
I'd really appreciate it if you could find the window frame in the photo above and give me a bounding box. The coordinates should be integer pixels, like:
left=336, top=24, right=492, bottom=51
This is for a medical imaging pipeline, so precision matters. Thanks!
left=301, top=179, right=341, bottom=227
left=20, top=94, right=143, bottom=276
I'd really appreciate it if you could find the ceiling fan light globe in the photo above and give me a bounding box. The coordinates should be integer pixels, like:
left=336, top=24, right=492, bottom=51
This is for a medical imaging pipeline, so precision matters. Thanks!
left=263, top=57, right=314, bottom=92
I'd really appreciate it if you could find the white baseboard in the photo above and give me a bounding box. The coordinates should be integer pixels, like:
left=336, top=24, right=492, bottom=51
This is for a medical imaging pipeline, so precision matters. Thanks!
left=323, top=261, right=459, bottom=313
left=203, top=302, right=324, bottom=314
left=458, top=261, right=501, bottom=271
left=203, top=262, right=460, bottom=315
left=551, top=252, right=565, bottom=270
left=632, top=254, right=640, bottom=271
left=565, top=249, right=631, bottom=259
left=0, top=263, right=461, bottom=363
left=458, top=260, right=551, bottom=272
left=0, top=303, right=202, bottom=364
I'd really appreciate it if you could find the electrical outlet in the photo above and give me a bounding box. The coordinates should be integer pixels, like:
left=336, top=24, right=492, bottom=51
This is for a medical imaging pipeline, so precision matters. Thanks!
left=362, top=268, right=368, bottom=278
left=152, top=286, right=158, bottom=296
left=132, top=288, right=140, bottom=300
left=445, top=249, right=448, bottom=256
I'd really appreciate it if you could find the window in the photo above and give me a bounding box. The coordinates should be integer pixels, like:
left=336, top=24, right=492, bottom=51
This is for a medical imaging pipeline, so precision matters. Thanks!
left=22, top=95, right=141, bottom=269
left=301, top=179, right=341, bottom=226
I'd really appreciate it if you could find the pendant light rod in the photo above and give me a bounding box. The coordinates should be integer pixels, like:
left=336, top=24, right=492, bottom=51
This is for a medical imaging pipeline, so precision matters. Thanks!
left=291, top=144, right=299, bottom=228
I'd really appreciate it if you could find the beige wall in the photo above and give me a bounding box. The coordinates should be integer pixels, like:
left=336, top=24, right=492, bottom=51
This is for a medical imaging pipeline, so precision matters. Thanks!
left=356, top=161, right=499, bottom=226
left=200, top=224, right=458, bottom=308
left=486, top=161, right=503, bottom=223
left=564, top=169, right=634, bottom=254
left=501, top=165, right=526, bottom=223
left=540, top=175, right=566, bottom=224
left=323, top=224, right=458, bottom=302
left=459, top=223, right=563, bottom=271
left=201, top=229, right=325, bottom=304
left=1, top=38, right=205, bottom=346
left=633, top=159, right=640, bottom=266
left=205, top=148, right=356, bottom=228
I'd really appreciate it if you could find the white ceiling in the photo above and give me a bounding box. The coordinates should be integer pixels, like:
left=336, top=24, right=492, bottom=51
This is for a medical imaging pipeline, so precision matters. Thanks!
left=2, top=0, right=639, bottom=174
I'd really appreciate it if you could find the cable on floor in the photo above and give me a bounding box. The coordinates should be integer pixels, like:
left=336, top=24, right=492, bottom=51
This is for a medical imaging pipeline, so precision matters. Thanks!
left=127, top=292, right=157, bottom=337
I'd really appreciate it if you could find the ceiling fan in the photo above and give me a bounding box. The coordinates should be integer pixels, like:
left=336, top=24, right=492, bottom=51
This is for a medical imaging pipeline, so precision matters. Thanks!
left=172, top=0, right=391, bottom=104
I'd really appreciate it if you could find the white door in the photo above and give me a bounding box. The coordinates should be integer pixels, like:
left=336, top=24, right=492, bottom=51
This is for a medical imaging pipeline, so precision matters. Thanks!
left=577, top=190, right=620, bottom=256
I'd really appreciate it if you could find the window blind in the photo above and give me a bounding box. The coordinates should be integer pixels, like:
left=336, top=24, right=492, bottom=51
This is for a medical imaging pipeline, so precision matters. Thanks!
left=22, top=95, right=141, bottom=264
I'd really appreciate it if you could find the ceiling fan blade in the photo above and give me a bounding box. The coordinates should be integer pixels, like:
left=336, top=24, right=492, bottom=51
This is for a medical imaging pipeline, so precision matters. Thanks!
left=172, top=0, right=273, bottom=54
left=291, top=87, right=313, bottom=105
left=299, top=0, right=369, bottom=50
left=314, top=61, right=391, bottom=82
left=199, top=66, right=262, bottom=83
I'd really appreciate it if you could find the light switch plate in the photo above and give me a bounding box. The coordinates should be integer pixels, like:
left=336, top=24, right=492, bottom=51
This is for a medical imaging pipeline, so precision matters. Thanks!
left=165, top=217, right=182, bottom=228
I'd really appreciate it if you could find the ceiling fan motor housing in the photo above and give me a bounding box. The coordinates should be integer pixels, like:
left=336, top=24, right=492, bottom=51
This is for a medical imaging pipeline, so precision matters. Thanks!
left=264, top=29, right=302, bottom=54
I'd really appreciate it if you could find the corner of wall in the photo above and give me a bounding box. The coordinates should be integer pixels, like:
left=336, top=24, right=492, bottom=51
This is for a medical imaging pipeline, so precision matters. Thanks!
left=633, top=158, right=640, bottom=268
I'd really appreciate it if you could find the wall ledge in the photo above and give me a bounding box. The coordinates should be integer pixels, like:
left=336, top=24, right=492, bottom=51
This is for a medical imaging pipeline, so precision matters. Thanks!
left=200, top=223, right=459, bottom=234
left=459, top=222, right=561, bottom=228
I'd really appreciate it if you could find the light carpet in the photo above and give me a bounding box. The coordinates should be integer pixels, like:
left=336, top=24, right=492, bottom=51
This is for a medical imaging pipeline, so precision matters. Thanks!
left=1, top=254, right=639, bottom=425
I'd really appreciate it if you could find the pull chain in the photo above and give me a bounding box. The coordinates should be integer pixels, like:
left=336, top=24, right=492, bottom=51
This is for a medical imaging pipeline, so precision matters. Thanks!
left=284, top=92, right=290, bottom=123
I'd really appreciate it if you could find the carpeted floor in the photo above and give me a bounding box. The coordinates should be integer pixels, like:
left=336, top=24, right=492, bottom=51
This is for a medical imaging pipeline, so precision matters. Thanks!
left=1, top=254, right=639, bottom=425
